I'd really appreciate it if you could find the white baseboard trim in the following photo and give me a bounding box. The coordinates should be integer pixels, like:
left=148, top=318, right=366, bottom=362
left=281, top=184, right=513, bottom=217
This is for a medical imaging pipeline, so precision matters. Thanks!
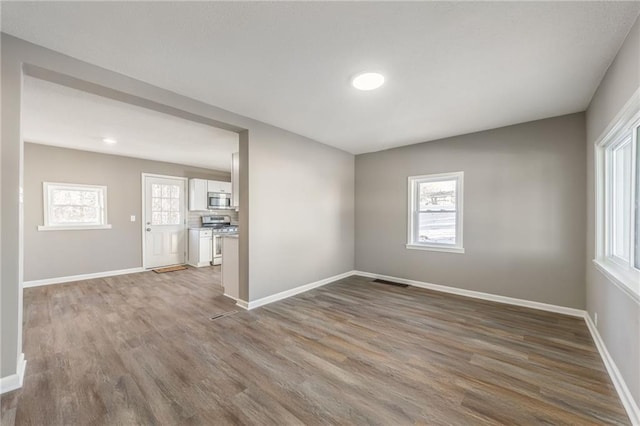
left=223, top=293, right=249, bottom=310
left=353, top=271, right=586, bottom=318
left=236, top=269, right=585, bottom=316
left=23, top=267, right=145, bottom=288
left=0, top=353, right=26, bottom=394
left=584, top=313, right=640, bottom=425
left=235, top=299, right=249, bottom=310
left=242, top=270, right=356, bottom=310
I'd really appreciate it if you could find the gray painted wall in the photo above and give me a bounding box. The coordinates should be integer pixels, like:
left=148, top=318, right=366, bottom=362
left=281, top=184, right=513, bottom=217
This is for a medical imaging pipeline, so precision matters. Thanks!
left=585, top=15, right=640, bottom=407
left=23, top=142, right=230, bottom=281
left=245, top=124, right=354, bottom=300
left=1, top=34, right=355, bottom=379
left=355, top=113, right=586, bottom=309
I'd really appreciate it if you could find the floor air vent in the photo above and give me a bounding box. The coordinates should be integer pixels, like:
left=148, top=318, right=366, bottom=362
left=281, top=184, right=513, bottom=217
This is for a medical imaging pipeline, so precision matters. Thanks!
left=372, top=279, right=409, bottom=288
left=209, top=311, right=238, bottom=321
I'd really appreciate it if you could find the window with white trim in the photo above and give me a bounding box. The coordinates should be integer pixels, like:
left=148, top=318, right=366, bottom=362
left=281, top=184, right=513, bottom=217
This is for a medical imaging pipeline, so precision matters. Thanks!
left=407, top=172, right=464, bottom=253
left=39, top=182, right=112, bottom=231
left=594, top=92, right=639, bottom=298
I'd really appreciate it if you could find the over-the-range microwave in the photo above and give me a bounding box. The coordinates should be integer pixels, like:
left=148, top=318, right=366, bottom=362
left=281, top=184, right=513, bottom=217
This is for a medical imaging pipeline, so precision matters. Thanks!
left=207, top=192, right=232, bottom=209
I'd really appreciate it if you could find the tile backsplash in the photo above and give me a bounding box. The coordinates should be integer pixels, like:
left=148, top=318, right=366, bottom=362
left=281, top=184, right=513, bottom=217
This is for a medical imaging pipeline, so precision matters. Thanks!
left=188, top=209, right=239, bottom=228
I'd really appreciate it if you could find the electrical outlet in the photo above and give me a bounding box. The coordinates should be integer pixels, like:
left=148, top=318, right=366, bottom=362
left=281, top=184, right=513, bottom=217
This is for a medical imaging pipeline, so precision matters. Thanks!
left=594, top=312, right=598, bottom=326
left=130, top=215, right=136, bottom=222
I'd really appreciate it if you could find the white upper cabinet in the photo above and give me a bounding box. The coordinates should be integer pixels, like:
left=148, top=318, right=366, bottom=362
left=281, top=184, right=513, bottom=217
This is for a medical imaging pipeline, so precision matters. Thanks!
left=232, top=152, right=239, bottom=207
left=189, top=178, right=232, bottom=211
left=207, top=180, right=231, bottom=194
left=188, top=178, right=208, bottom=211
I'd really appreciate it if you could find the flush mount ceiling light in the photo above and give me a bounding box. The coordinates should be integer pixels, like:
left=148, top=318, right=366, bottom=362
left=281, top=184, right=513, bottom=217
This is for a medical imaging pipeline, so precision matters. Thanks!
left=351, top=72, right=385, bottom=91
left=102, top=138, right=118, bottom=144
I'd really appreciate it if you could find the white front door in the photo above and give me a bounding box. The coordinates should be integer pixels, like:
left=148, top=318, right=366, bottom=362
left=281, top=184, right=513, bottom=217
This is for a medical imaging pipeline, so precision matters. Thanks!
left=144, top=175, right=186, bottom=268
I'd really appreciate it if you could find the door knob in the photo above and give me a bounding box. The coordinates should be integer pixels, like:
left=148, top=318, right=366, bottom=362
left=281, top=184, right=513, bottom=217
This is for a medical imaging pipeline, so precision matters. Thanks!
left=146, top=228, right=151, bottom=232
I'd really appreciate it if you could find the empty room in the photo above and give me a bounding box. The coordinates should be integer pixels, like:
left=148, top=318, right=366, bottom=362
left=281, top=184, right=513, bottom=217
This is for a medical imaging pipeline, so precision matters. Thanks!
left=1, top=1, right=639, bottom=425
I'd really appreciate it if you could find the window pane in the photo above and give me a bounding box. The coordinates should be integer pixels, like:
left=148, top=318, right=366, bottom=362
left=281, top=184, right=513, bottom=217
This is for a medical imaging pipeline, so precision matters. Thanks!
left=151, top=183, right=181, bottom=225
left=418, top=179, right=457, bottom=245
left=418, top=211, right=456, bottom=244
left=49, top=187, right=104, bottom=225
left=52, top=206, right=78, bottom=223
left=52, top=190, right=70, bottom=205
left=169, top=212, right=180, bottom=225
left=68, top=190, right=82, bottom=205
left=612, top=141, right=632, bottom=261
left=170, top=185, right=180, bottom=199
left=52, top=205, right=99, bottom=224
left=419, top=180, right=456, bottom=211
left=81, top=191, right=98, bottom=207
left=82, top=206, right=99, bottom=222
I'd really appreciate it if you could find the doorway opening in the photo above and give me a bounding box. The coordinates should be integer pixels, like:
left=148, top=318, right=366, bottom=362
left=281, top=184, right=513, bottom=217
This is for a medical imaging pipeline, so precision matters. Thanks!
left=20, top=74, right=241, bottom=285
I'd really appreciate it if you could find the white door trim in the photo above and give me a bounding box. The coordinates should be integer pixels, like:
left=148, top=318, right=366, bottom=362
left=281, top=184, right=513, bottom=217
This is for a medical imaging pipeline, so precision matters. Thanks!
left=141, top=173, right=188, bottom=270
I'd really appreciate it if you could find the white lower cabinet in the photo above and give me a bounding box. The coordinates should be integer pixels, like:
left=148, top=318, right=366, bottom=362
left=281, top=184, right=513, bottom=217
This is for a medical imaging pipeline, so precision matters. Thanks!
left=188, top=229, right=212, bottom=267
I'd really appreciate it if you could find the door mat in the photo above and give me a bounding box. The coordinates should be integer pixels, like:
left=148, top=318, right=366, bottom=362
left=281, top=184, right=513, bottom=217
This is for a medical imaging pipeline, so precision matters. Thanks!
left=153, top=265, right=188, bottom=274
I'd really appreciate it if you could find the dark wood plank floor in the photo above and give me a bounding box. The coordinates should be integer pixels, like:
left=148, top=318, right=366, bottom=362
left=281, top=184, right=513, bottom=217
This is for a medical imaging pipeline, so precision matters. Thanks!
left=1, top=268, right=629, bottom=425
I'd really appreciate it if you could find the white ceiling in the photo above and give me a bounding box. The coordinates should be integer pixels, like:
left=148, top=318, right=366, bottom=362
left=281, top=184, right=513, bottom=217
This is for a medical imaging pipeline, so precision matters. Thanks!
left=22, top=76, right=239, bottom=171
left=4, top=2, right=640, bottom=154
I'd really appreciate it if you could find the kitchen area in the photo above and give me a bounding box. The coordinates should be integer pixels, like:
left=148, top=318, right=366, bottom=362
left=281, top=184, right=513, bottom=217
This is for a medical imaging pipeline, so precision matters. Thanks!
left=187, top=152, right=240, bottom=301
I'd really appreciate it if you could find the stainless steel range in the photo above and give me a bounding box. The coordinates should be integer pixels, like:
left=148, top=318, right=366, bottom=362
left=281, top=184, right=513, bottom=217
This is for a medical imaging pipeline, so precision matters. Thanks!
left=201, top=215, right=238, bottom=233
left=201, top=215, right=238, bottom=265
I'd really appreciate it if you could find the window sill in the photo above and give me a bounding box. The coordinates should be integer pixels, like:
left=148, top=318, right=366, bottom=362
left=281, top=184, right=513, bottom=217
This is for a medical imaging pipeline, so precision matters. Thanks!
left=38, top=224, right=112, bottom=231
left=406, top=244, right=465, bottom=254
left=592, top=258, right=640, bottom=304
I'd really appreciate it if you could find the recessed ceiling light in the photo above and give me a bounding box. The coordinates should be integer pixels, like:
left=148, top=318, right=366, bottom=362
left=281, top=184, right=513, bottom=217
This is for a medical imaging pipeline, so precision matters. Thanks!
left=351, top=72, right=385, bottom=91
left=102, top=138, right=118, bottom=144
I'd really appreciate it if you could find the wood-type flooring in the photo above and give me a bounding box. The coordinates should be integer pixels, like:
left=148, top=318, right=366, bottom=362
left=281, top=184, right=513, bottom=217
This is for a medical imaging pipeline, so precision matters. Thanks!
left=0, top=267, right=629, bottom=425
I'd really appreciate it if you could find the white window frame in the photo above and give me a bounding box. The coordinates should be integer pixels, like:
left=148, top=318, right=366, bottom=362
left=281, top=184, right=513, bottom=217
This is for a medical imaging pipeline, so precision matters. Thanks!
left=594, top=88, right=640, bottom=303
left=406, top=171, right=464, bottom=254
left=38, top=182, right=112, bottom=231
